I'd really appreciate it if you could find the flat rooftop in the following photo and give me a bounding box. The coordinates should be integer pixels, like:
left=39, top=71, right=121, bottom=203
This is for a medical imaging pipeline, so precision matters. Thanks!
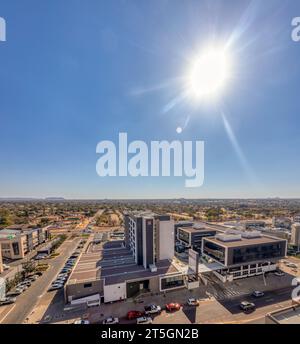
left=104, top=259, right=180, bottom=285
left=68, top=240, right=180, bottom=285
left=204, top=235, right=285, bottom=248
left=267, top=305, right=300, bottom=324
left=178, top=226, right=217, bottom=234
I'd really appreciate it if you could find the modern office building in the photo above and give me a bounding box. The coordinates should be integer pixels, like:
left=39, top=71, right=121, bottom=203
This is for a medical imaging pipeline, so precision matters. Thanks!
left=174, top=221, right=194, bottom=243
left=241, top=220, right=266, bottom=230
left=202, top=230, right=287, bottom=282
left=272, top=216, right=291, bottom=229
left=293, top=214, right=300, bottom=223
left=291, top=223, right=300, bottom=249
left=124, top=211, right=174, bottom=268
left=0, top=227, right=50, bottom=260
left=177, top=224, right=217, bottom=253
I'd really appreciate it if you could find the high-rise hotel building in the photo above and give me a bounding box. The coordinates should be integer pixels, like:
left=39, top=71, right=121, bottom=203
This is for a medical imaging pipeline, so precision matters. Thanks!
left=124, top=211, right=174, bottom=269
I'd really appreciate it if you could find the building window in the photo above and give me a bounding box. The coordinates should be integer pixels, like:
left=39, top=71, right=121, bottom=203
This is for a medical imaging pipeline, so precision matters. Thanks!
left=83, top=283, right=92, bottom=288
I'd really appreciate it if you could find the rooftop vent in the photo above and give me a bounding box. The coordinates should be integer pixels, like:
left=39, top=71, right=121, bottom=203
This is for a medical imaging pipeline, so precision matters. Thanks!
left=149, top=264, right=157, bottom=272
left=226, top=229, right=262, bottom=239
left=216, top=233, right=242, bottom=242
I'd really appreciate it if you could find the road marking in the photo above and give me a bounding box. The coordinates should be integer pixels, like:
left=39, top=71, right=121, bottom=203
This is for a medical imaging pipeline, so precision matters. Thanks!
left=265, top=298, right=274, bottom=302
left=0, top=304, right=16, bottom=324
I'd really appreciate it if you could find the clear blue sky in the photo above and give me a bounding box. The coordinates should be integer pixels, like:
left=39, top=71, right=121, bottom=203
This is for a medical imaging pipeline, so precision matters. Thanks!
left=0, top=0, right=300, bottom=199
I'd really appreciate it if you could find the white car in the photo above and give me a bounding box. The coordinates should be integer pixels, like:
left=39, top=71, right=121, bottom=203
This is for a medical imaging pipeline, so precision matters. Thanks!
left=102, top=317, right=119, bottom=324
left=144, top=304, right=161, bottom=315
left=74, top=320, right=90, bottom=324
left=252, top=291, right=264, bottom=298
left=136, top=316, right=152, bottom=324
left=187, top=298, right=199, bottom=306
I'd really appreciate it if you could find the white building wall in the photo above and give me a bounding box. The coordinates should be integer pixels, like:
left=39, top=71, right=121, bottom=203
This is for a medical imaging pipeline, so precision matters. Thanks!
left=158, top=219, right=174, bottom=261
left=103, top=282, right=126, bottom=303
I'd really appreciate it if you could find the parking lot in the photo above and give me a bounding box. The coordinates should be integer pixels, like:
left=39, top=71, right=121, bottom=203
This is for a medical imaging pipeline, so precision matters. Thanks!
left=0, top=237, right=83, bottom=324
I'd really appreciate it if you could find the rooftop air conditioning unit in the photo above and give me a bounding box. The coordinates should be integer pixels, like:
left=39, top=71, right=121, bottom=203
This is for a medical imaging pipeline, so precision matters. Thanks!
left=216, top=233, right=242, bottom=242
left=149, top=264, right=157, bottom=272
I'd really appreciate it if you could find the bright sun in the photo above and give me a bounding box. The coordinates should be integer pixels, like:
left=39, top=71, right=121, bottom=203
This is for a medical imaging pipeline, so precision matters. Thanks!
left=187, top=46, right=232, bottom=100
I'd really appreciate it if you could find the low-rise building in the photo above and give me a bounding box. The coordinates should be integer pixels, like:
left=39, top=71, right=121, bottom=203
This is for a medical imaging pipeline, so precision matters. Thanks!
left=241, top=220, right=266, bottom=230
left=291, top=223, right=300, bottom=249
left=202, top=230, right=287, bottom=282
left=0, top=227, right=50, bottom=260
left=177, top=225, right=217, bottom=253
left=272, top=216, right=292, bottom=229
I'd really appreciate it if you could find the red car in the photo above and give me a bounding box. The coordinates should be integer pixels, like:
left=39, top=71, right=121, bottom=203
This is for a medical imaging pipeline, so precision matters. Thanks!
left=127, top=310, right=143, bottom=320
left=165, top=303, right=181, bottom=312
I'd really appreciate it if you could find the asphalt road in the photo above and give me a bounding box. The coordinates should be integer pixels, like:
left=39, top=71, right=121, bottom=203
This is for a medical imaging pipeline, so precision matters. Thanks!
left=152, top=286, right=294, bottom=324
left=1, top=237, right=81, bottom=324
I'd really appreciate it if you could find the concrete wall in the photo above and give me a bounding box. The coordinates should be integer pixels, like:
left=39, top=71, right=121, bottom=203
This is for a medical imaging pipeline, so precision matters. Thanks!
left=103, top=282, right=126, bottom=303
left=65, top=279, right=103, bottom=303
left=157, top=219, right=174, bottom=261
left=148, top=276, right=160, bottom=293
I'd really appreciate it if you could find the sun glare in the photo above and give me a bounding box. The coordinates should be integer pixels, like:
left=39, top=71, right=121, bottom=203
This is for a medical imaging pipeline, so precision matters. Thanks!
left=186, top=46, right=232, bottom=101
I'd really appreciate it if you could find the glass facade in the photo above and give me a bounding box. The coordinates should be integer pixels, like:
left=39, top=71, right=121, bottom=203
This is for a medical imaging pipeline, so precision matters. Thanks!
left=161, top=275, right=184, bottom=290
left=178, top=229, right=190, bottom=245
left=203, top=241, right=226, bottom=264
left=231, top=243, right=285, bottom=265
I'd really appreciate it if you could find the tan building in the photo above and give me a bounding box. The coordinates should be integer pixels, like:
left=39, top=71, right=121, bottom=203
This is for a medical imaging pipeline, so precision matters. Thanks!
left=291, top=223, right=300, bottom=248
left=0, top=227, right=50, bottom=260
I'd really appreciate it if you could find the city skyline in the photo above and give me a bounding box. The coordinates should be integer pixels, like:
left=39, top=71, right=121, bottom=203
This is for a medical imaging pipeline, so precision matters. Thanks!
left=1, top=0, right=300, bottom=199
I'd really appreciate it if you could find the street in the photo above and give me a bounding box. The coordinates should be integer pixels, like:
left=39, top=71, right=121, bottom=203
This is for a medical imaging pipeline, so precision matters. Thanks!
left=0, top=237, right=81, bottom=324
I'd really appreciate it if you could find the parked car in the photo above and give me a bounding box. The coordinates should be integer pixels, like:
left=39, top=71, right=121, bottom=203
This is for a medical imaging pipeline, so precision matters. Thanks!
left=187, top=298, right=200, bottom=306
left=239, top=301, right=256, bottom=312
left=127, top=310, right=143, bottom=320
left=48, top=283, right=64, bottom=291
left=27, top=276, right=38, bottom=282
left=22, top=280, right=32, bottom=287
left=73, top=320, right=90, bottom=324
left=136, top=316, right=152, bottom=324
left=35, top=254, right=47, bottom=260
left=102, top=317, right=119, bottom=324
left=144, top=304, right=161, bottom=315
left=165, top=303, right=181, bottom=312
left=17, top=281, right=30, bottom=288
left=3, top=264, right=10, bottom=271
left=6, top=291, right=22, bottom=297
left=275, top=271, right=285, bottom=277
left=286, top=263, right=298, bottom=269
left=0, top=297, right=16, bottom=306
left=15, top=286, right=27, bottom=293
